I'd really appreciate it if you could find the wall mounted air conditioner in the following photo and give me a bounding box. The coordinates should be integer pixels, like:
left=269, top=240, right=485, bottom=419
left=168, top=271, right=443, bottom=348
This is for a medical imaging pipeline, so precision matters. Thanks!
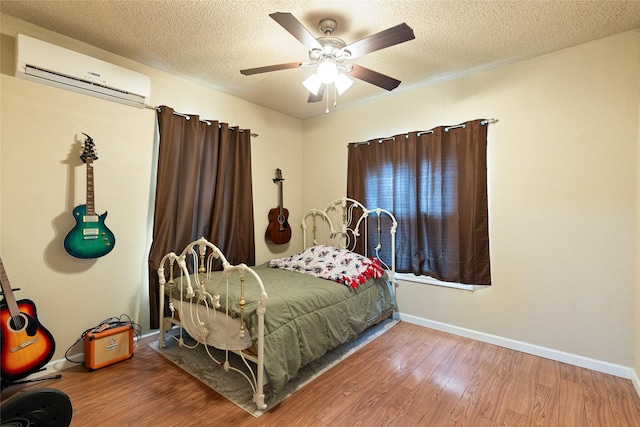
left=15, top=34, right=151, bottom=108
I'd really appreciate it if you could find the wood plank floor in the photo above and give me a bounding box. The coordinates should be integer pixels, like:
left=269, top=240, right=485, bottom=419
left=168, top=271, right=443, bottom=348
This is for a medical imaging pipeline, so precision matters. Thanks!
left=2, top=322, right=640, bottom=426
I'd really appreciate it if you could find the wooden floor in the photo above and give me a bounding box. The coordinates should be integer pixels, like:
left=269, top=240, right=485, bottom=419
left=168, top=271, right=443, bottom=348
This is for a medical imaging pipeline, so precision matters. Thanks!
left=2, top=322, right=640, bottom=426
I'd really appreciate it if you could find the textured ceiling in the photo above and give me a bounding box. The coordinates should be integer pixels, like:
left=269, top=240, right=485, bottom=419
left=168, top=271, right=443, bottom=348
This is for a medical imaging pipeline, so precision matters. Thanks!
left=2, top=1, right=640, bottom=119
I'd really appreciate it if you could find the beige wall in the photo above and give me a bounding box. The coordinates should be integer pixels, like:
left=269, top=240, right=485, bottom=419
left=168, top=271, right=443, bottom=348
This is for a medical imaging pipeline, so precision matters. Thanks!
left=0, top=15, right=305, bottom=363
left=303, top=30, right=640, bottom=370
left=636, top=58, right=640, bottom=387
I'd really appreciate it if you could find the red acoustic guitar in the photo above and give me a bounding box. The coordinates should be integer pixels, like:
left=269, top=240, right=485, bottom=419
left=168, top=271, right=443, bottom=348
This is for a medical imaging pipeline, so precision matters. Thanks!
left=265, top=168, right=292, bottom=244
left=0, top=257, right=55, bottom=383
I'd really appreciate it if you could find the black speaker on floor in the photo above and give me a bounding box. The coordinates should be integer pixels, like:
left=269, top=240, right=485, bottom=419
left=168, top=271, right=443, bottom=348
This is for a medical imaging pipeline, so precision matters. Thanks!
left=0, top=388, right=72, bottom=427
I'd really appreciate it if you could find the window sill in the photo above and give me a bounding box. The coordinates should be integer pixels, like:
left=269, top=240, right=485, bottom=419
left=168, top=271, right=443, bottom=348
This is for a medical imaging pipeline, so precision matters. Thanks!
left=395, top=273, right=489, bottom=291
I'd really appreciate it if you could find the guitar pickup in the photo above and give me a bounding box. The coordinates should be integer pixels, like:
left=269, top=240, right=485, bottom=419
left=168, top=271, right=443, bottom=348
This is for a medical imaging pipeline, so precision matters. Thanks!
left=83, top=229, right=99, bottom=237
left=83, top=215, right=99, bottom=223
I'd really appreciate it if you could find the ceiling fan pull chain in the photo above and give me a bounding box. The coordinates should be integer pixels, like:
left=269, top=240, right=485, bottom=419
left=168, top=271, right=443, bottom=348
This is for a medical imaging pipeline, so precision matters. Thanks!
left=326, top=84, right=330, bottom=113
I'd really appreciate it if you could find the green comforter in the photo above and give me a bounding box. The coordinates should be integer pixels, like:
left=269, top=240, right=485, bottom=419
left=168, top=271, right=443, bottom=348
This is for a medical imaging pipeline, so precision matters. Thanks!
left=168, top=262, right=396, bottom=393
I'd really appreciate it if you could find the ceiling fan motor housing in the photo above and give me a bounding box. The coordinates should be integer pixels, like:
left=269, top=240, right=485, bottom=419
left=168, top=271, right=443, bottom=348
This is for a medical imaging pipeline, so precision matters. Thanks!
left=310, top=37, right=350, bottom=62
left=307, top=18, right=350, bottom=63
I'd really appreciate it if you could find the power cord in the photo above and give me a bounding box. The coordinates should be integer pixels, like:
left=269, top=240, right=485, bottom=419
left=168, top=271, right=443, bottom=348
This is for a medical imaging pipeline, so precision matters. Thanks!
left=64, top=314, right=142, bottom=364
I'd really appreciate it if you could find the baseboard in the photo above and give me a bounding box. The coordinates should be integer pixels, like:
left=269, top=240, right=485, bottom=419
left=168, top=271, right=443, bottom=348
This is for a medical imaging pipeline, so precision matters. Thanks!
left=400, top=313, right=635, bottom=381
left=632, top=368, right=640, bottom=398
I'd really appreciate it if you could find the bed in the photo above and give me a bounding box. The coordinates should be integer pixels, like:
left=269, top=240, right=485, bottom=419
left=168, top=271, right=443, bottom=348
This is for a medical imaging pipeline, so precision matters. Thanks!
left=156, top=198, right=398, bottom=410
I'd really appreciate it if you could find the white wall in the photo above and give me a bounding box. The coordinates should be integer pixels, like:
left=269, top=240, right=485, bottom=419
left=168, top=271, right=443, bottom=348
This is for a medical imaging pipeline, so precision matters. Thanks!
left=0, top=14, right=304, bottom=364
left=302, top=30, right=640, bottom=371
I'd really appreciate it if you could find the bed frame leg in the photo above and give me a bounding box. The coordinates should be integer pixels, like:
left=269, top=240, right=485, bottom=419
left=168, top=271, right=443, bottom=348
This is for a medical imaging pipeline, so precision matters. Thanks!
left=160, top=317, right=174, bottom=347
left=159, top=281, right=166, bottom=348
left=254, top=393, right=266, bottom=410
left=255, top=292, right=267, bottom=410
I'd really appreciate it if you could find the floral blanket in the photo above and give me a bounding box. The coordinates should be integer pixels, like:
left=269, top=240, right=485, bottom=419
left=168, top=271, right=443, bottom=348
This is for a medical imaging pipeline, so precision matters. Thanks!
left=268, top=245, right=384, bottom=288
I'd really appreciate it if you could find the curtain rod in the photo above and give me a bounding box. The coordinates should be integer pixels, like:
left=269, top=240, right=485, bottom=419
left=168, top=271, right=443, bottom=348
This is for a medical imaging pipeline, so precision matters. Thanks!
left=350, top=118, right=499, bottom=146
left=146, top=105, right=258, bottom=137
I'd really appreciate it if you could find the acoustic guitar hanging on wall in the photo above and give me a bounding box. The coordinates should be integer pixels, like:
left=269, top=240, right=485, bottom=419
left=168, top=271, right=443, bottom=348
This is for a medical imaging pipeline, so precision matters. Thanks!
left=265, top=168, right=292, bottom=244
left=64, top=133, right=115, bottom=259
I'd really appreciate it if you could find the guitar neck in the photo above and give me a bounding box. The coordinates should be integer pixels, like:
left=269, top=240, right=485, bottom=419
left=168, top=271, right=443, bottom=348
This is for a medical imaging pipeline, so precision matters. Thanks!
left=0, top=257, right=21, bottom=318
left=86, top=159, right=95, bottom=216
left=278, top=181, right=284, bottom=214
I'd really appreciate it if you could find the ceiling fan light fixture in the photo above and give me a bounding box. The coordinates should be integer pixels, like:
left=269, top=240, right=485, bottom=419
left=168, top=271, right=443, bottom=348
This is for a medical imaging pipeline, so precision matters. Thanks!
left=309, top=48, right=322, bottom=61
left=335, top=72, right=354, bottom=95
left=316, top=60, right=339, bottom=84
left=303, top=73, right=322, bottom=95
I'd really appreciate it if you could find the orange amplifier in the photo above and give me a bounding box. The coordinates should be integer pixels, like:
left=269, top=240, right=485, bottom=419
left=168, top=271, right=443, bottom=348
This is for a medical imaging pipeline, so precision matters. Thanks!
left=84, top=324, right=134, bottom=370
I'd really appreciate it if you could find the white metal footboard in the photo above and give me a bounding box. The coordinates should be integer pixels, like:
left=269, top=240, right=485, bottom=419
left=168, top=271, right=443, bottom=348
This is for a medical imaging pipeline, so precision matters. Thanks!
left=157, top=237, right=268, bottom=410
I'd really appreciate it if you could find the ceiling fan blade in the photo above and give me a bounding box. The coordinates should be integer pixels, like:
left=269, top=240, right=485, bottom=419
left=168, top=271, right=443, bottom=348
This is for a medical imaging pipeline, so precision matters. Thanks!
left=308, top=85, right=325, bottom=103
left=270, top=12, right=322, bottom=51
left=344, top=23, right=415, bottom=59
left=240, top=61, right=303, bottom=75
left=348, top=64, right=401, bottom=91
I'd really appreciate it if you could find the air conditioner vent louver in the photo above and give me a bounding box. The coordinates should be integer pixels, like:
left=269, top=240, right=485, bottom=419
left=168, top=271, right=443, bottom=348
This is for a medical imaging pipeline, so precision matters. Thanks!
left=16, top=34, right=150, bottom=108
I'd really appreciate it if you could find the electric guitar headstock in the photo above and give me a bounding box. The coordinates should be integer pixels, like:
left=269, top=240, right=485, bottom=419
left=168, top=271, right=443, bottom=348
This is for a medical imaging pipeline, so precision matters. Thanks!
left=273, top=168, right=284, bottom=183
left=80, top=133, right=99, bottom=164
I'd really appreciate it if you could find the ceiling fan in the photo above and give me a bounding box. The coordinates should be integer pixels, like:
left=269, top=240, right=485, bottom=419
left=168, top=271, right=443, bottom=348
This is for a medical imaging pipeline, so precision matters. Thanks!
left=240, top=12, right=415, bottom=104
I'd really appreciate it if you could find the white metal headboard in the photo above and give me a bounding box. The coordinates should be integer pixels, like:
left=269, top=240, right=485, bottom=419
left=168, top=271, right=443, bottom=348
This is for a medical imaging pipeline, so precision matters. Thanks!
left=301, top=197, right=398, bottom=276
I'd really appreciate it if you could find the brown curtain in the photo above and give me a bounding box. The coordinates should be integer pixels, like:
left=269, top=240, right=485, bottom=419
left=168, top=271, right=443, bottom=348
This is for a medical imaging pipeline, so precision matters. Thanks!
left=347, top=119, right=490, bottom=285
left=147, top=106, right=255, bottom=328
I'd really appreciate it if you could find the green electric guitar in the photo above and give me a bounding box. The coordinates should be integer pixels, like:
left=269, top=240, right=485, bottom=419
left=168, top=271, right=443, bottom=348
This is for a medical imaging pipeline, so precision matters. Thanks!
left=64, top=134, right=115, bottom=259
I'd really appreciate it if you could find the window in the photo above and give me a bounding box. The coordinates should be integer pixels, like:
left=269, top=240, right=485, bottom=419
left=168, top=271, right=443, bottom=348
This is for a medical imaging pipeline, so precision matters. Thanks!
left=346, top=119, right=491, bottom=286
